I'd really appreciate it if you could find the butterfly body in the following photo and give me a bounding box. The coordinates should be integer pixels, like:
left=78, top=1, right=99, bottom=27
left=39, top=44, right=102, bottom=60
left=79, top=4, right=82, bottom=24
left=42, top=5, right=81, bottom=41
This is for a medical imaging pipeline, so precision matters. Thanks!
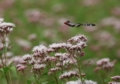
left=64, top=20, right=95, bottom=27
left=64, top=20, right=76, bottom=27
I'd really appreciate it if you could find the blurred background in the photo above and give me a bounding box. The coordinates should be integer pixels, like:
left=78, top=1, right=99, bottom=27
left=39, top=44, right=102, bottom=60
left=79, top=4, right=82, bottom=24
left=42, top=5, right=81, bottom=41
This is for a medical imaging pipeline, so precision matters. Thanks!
left=0, top=0, right=120, bottom=83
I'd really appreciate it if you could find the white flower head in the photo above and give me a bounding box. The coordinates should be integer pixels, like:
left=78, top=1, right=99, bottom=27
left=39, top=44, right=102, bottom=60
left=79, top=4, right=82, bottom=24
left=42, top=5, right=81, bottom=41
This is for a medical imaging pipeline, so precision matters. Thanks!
left=59, top=71, right=79, bottom=79
left=108, top=82, right=120, bottom=84
left=49, top=43, right=66, bottom=49
left=96, top=58, right=116, bottom=71
left=55, top=53, right=69, bottom=58
left=97, top=58, right=110, bottom=66
left=0, top=19, right=15, bottom=34
left=111, top=75, right=120, bottom=81
left=66, top=79, right=97, bottom=84
left=22, top=54, right=32, bottom=61
left=33, top=63, right=46, bottom=70
left=68, top=35, right=87, bottom=43
left=32, top=45, right=47, bottom=54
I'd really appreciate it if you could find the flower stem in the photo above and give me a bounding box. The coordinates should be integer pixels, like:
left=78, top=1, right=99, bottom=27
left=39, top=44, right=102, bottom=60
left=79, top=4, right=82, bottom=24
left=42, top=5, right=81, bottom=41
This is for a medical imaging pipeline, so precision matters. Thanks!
left=54, top=72, right=59, bottom=84
left=76, top=58, right=84, bottom=84
left=4, top=72, right=10, bottom=84
left=2, top=35, right=10, bottom=84
left=33, top=73, right=39, bottom=84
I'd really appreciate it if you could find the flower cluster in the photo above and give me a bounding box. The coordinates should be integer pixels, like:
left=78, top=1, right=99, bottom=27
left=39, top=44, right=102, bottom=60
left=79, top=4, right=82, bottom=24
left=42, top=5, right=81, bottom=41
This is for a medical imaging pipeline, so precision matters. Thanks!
left=0, top=18, right=15, bottom=35
left=59, top=71, right=79, bottom=79
left=94, top=58, right=116, bottom=71
left=111, top=75, right=120, bottom=81
left=108, top=82, right=120, bottom=84
left=108, top=75, right=120, bottom=84
left=0, top=18, right=15, bottom=67
left=66, top=79, right=97, bottom=84
left=15, top=35, right=89, bottom=83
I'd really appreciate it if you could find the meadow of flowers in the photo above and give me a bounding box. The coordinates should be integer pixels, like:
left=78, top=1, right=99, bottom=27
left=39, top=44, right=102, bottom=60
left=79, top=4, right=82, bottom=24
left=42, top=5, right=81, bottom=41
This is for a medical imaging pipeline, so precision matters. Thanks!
left=0, top=0, right=120, bottom=84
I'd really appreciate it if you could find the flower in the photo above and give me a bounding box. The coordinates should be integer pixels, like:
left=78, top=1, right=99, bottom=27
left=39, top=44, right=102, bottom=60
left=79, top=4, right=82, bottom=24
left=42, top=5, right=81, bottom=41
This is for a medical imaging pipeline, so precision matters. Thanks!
left=68, top=35, right=87, bottom=43
left=55, top=53, right=69, bottom=60
left=0, top=21, right=15, bottom=34
left=33, top=63, right=46, bottom=70
left=59, top=71, right=79, bottom=79
left=66, top=79, right=97, bottom=84
left=95, top=58, right=116, bottom=71
left=16, top=64, right=26, bottom=72
left=49, top=43, right=66, bottom=50
left=32, top=45, right=47, bottom=57
left=48, top=67, right=61, bottom=75
left=97, top=58, right=110, bottom=66
left=111, top=75, right=120, bottom=81
left=108, top=82, right=120, bottom=84
left=22, top=54, right=32, bottom=61
left=16, top=38, right=31, bottom=51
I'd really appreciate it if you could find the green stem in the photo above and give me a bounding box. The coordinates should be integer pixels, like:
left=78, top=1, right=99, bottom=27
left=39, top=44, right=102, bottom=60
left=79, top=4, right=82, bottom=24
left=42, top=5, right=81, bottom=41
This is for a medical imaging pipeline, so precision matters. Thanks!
left=38, top=70, right=42, bottom=84
left=76, top=57, right=84, bottom=84
left=3, top=35, right=10, bottom=84
left=8, top=71, right=12, bottom=84
left=98, top=73, right=104, bottom=84
left=33, top=73, right=39, bottom=84
left=78, top=65, right=84, bottom=84
left=54, top=72, right=59, bottom=84
left=4, top=72, right=10, bottom=84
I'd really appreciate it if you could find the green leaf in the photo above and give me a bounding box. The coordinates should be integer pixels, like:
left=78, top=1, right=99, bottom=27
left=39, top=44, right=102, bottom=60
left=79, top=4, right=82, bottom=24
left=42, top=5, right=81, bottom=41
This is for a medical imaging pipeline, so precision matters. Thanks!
left=41, top=72, right=48, bottom=77
left=27, top=79, right=31, bottom=84
left=3, top=66, right=10, bottom=73
left=10, top=66, right=18, bottom=78
left=0, top=68, right=4, bottom=73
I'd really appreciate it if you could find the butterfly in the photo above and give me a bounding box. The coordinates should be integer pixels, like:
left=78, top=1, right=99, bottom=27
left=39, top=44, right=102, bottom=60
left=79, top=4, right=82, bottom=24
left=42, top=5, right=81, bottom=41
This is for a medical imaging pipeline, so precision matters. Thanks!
left=64, top=20, right=95, bottom=27
left=64, top=20, right=82, bottom=27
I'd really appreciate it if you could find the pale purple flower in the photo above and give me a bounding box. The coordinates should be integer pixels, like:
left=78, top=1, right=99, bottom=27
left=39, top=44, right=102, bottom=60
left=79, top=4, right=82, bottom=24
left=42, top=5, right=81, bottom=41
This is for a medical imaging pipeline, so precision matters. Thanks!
left=33, top=45, right=47, bottom=53
left=47, top=48, right=54, bottom=53
left=33, top=63, right=46, bottom=70
left=96, top=58, right=116, bottom=71
left=16, top=64, right=26, bottom=72
left=63, top=57, right=77, bottom=65
left=70, top=42, right=86, bottom=51
left=0, top=21, right=15, bottom=33
left=65, top=43, right=72, bottom=49
left=66, top=79, right=97, bottom=84
left=28, top=33, right=37, bottom=40
left=2, top=52, right=13, bottom=58
left=22, top=54, right=32, bottom=61
left=111, top=75, right=120, bottom=81
left=97, top=58, right=110, bottom=66
left=108, top=82, right=120, bottom=84
left=59, top=71, right=79, bottom=79
left=14, top=56, right=27, bottom=64
left=49, top=43, right=66, bottom=49
left=85, top=80, right=97, bottom=84
left=55, top=53, right=69, bottom=60
left=48, top=67, right=61, bottom=75
left=16, top=38, right=31, bottom=51
left=68, top=35, right=87, bottom=43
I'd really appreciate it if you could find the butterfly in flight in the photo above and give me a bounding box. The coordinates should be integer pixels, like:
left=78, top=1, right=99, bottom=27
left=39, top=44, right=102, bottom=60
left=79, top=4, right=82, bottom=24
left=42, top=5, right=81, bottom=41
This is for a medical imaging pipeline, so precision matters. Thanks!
left=64, top=20, right=95, bottom=27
